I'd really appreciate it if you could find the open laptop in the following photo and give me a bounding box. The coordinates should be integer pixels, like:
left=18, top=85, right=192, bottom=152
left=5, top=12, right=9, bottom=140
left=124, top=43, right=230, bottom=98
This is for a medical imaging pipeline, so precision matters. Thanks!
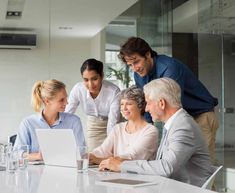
left=35, top=129, right=77, bottom=168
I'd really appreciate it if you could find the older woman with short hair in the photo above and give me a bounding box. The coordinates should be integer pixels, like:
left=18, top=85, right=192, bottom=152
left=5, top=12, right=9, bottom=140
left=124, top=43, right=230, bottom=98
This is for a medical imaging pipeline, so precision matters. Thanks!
left=89, top=85, right=158, bottom=165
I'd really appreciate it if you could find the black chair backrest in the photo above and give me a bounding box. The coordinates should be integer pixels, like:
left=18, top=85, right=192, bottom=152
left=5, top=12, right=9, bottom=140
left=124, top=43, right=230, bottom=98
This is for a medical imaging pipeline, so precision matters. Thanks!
left=8, top=134, right=17, bottom=146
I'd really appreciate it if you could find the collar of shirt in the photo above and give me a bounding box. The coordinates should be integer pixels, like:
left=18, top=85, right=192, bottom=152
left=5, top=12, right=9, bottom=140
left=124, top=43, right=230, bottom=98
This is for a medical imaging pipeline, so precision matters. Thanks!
left=134, top=54, right=168, bottom=88
left=86, top=89, right=92, bottom=99
left=164, top=108, right=183, bottom=132
left=38, top=111, right=63, bottom=127
left=86, top=82, right=104, bottom=100
left=155, top=55, right=168, bottom=78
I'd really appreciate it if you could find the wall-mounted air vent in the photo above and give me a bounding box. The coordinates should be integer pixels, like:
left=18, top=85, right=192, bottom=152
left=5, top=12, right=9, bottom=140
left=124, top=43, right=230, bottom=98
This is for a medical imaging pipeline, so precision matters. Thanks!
left=109, top=20, right=136, bottom=27
left=0, top=28, right=36, bottom=50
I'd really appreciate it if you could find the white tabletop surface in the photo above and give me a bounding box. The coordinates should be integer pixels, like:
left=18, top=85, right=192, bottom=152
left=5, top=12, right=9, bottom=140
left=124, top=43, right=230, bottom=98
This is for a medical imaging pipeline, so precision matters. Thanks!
left=0, top=165, right=217, bottom=193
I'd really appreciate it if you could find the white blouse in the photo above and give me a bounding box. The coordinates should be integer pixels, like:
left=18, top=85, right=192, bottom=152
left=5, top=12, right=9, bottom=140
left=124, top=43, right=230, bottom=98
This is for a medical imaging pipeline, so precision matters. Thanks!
left=65, top=80, right=121, bottom=134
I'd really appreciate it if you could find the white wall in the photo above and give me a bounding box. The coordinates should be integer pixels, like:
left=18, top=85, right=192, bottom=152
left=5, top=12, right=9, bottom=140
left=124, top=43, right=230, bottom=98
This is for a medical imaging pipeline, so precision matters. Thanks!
left=0, top=35, right=92, bottom=143
left=91, top=29, right=106, bottom=62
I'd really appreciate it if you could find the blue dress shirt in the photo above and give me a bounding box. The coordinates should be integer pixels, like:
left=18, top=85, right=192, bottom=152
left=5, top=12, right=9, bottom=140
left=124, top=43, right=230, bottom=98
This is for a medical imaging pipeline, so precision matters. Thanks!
left=14, top=112, right=86, bottom=153
left=134, top=53, right=218, bottom=120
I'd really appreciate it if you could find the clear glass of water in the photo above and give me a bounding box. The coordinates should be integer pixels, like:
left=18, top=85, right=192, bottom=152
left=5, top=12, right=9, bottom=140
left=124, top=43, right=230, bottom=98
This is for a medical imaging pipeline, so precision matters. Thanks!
left=1, top=143, right=13, bottom=172
left=16, top=145, right=29, bottom=170
left=76, top=145, right=89, bottom=173
left=0, top=143, right=12, bottom=167
left=6, top=150, right=18, bottom=173
left=0, top=144, right=6, bottom=166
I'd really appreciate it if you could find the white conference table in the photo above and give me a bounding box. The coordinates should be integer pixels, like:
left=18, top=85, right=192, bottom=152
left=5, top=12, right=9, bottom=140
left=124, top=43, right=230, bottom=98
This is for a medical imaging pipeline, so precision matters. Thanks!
left=0, top=165, right=217, bottom=193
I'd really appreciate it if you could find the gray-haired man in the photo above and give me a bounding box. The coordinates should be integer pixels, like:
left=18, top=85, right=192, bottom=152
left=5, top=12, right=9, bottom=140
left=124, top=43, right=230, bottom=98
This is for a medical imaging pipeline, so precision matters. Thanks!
left=99, top=77, right=214, bottom=187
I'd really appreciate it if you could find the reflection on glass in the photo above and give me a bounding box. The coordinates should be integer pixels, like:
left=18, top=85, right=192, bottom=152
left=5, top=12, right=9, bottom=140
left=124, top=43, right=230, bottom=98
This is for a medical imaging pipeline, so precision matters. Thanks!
left=37, top=166, right=77, bottom=193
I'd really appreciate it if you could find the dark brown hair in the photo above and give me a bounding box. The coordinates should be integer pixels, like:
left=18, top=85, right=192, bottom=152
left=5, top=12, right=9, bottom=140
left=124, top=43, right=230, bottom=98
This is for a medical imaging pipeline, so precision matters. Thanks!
left=80, top=58, right=103, bottom=77
left=118, top=37, right=156, bottom=63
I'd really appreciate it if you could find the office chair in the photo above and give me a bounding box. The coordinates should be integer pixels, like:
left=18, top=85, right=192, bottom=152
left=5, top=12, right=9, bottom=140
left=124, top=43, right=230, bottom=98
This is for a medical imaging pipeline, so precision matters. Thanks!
left=8, top=134, right=17, bottom=146
left=201, top=165, right=223, bottom=190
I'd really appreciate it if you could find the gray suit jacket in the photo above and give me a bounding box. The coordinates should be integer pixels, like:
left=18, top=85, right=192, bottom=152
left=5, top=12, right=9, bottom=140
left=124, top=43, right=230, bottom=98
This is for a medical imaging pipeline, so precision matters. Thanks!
left=121, top=109, right=214, bottom=187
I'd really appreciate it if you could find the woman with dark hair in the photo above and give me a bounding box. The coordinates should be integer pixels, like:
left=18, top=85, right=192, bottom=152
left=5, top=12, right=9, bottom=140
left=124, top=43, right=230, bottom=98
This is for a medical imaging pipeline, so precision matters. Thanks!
left=89, top=86, right=158, bottom=165
left=66, top=58, right=121, bottom=151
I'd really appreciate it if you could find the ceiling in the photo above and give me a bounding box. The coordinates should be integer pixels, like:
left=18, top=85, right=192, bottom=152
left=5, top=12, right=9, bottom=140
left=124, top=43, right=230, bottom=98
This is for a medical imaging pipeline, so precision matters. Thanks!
left=0, top=0, right=137, bottom=38
left=1, top=0, right=235, bottom=44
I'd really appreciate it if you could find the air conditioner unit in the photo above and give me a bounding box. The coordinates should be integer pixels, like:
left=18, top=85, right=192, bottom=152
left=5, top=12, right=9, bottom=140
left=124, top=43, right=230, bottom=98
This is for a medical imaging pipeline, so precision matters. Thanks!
left=0, top=29, right=37, bottom=50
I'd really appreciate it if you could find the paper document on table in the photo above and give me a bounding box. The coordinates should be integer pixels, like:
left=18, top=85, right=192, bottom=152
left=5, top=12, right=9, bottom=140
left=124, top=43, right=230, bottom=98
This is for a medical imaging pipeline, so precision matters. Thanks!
left=96, top=178, right=158, bottom=188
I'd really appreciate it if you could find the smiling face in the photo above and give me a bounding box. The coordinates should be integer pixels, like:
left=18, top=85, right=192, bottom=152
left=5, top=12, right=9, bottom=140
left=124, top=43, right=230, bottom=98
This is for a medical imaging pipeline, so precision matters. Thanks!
left=120, top=98, right=141, bottom=120
left=124, top=52, right=153, bottom=77
left=82, top=69, right=103, bottom=97
left=145, top=95, right=164, bottom=122
left=44, top=88, right=68, bottom=113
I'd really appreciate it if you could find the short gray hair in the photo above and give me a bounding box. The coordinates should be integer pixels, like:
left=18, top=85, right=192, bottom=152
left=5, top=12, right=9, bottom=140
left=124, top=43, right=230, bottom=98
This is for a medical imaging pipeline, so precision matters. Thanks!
left=143, top=78, right=182, bottom=108
left=121, top=85, right=146, bottom=115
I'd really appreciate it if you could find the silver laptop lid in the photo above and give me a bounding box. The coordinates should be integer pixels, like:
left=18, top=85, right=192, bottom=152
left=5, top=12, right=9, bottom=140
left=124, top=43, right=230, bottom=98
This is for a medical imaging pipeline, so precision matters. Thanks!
left=35, top=129, right=77, bottom=168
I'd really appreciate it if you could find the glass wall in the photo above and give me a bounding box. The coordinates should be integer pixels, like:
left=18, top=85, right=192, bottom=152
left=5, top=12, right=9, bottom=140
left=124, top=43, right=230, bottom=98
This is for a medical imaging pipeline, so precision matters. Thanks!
left=105, top=50, right=134, bottom=89
left=198, top=0, right=235, bottom=191
left=137, top=0, right=172, bottom=55
left=106, top=0, right=235, bottom=191
left=137, top=0, right=234, bottom=190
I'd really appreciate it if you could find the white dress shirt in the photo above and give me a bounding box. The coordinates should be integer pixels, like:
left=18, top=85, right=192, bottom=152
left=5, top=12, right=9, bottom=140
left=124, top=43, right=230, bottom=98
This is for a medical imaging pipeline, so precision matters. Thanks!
left=65, top=80, right=121, bottom=134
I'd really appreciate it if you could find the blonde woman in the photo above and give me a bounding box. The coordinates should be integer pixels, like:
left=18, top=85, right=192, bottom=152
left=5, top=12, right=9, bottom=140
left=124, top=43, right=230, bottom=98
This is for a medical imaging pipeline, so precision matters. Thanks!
left=89, top=86, right=158, bottom=164
left=14, top=79, right=85, bottom=161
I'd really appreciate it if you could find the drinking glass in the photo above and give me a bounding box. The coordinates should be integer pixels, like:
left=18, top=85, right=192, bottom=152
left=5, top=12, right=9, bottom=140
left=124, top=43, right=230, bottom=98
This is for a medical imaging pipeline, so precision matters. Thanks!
left=16, top=145, right=29, bottom=170
left=0, top=143, right=12, bottom=168
left=76, top=145, right=89, bottom=173
left=6, top=149, right=18, bottom=173
left=0, top=143, right=6, bottom=166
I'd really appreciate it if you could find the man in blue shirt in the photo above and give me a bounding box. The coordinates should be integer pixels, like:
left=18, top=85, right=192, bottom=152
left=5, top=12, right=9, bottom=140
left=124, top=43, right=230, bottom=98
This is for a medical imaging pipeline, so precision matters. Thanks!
left=118, top=37, right=218, bottom=162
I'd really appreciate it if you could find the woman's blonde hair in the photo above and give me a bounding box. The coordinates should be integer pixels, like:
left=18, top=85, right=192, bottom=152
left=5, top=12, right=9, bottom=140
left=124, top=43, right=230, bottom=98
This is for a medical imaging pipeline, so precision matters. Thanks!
left=31, top=79, right=65, bottom=112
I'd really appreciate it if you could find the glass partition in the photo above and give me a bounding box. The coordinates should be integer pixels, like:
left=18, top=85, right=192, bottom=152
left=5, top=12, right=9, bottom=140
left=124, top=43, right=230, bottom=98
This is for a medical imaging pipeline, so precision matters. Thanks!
left=106, top=0, right=235, bottom=191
